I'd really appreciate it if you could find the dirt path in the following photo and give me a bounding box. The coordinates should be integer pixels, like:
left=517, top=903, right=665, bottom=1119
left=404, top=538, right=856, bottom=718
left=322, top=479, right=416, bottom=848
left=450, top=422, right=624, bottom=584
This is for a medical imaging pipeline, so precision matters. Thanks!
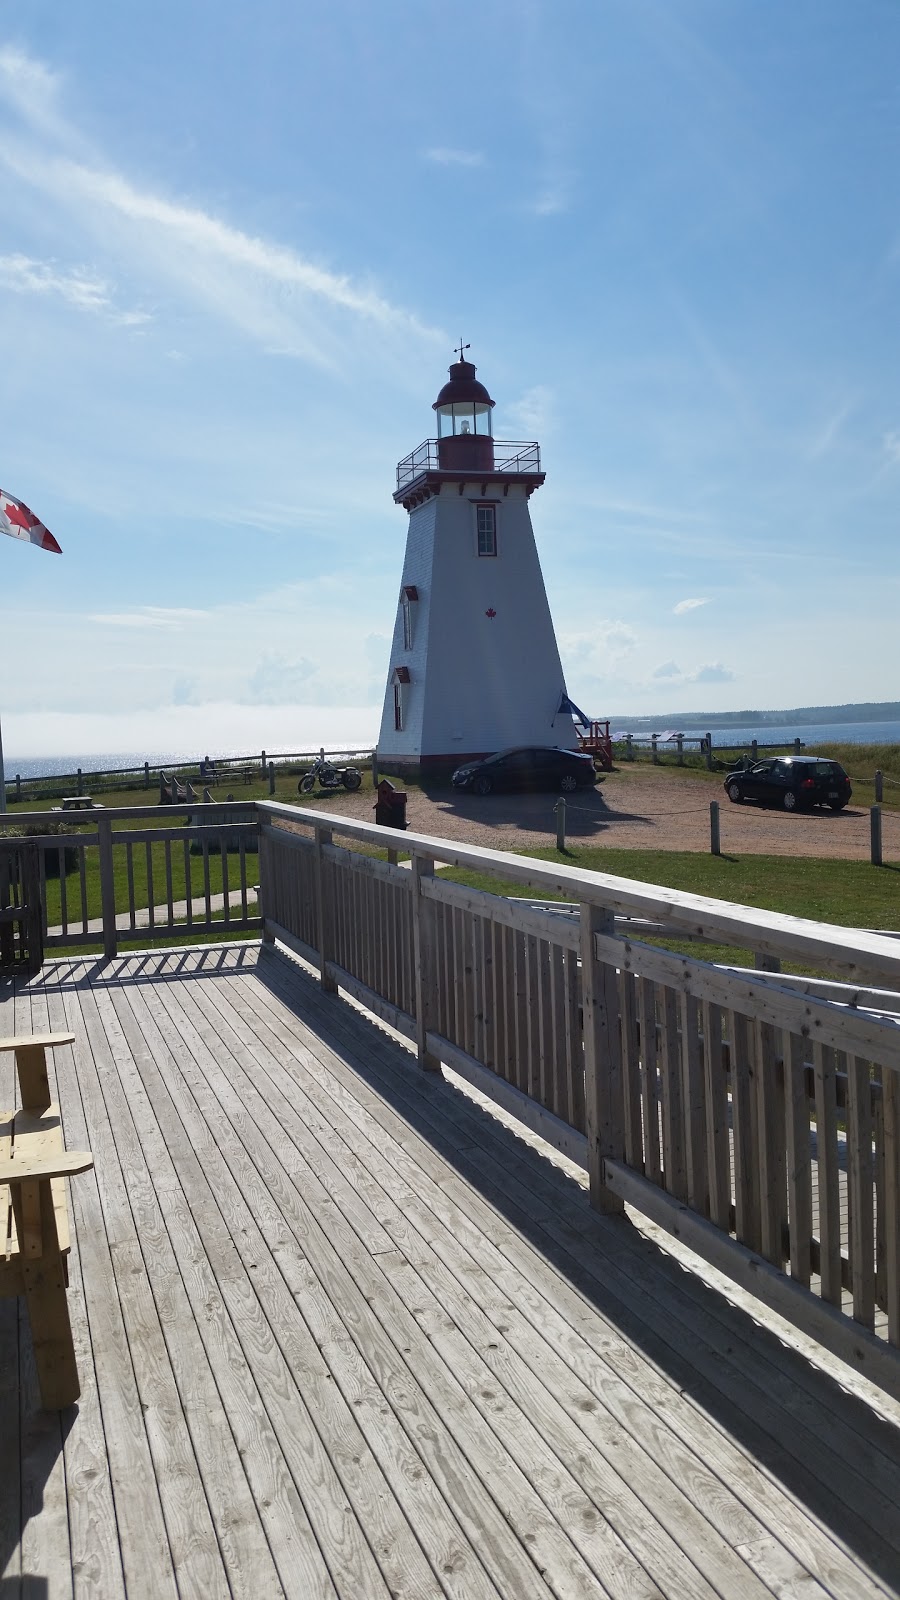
left=290, top=766, right=898, bottom=861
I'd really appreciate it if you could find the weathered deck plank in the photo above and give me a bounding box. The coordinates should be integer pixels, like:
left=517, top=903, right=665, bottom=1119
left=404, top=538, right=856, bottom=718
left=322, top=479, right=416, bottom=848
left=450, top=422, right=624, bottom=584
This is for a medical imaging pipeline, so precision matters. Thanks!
left=1, top=943, right=899, bottom=1600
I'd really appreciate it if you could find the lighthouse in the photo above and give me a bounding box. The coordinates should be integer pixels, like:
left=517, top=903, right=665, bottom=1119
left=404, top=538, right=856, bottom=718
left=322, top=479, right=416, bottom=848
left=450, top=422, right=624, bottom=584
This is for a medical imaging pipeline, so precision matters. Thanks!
left=377, top=349, right=577, bottom=778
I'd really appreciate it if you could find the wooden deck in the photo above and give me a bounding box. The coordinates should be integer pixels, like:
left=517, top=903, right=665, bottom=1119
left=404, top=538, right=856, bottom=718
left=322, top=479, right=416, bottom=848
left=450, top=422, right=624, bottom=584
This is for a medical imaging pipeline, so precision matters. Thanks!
left=2, top=944, right=900, bottom=1600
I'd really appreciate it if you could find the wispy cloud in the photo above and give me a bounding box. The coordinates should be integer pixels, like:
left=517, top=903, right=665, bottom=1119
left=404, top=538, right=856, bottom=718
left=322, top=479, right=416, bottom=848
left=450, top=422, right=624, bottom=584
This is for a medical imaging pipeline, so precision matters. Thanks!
left=0, top=47, right=441, bottom=364
left=0, top=253, right=149, bottom=325
left=690, top=662, right=733, bottom=683
left=672, top=596, right=709, bottom=614
left=808, top=399, right=855, bottom=460
left=424, top=147, right=485, bottom=168
left=87, top=607, right=209, bottom=628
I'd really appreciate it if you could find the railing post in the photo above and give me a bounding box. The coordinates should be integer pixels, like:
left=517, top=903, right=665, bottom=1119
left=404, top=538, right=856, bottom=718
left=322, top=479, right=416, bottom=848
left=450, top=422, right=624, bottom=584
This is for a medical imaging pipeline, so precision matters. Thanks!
left=97, top=815, right=117, bottom=962
left=411, top=853, right=440, bottom=1072
left=709, top=800, right=720, bottom=856
left=871, top=805, right=883, bottom=867
left=314, top=826, right=336, bottom=992
left=580, top=903, right=625, bottom=1214
left=705, top=733, right=713, bottom=771
left=554, top=797, right=566, bottom=851
left=875, top=769, right=883, bottom=803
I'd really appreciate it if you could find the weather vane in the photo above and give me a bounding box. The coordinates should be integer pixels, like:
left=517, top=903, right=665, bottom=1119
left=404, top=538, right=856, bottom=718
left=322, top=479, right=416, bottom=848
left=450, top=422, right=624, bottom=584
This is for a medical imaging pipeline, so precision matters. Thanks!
left=455, top=338, right=470, bottom=363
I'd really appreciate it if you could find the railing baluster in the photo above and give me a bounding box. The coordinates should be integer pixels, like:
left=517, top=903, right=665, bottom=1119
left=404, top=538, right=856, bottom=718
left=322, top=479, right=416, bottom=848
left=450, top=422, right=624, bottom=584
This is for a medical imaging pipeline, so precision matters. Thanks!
left=126, top=843, right=136, bottom=932
left=847, top=1054, right=876, bottom=1328
left=785, top=1032, right=813, bottom=1287
left=703, top=1002, right=730, bottom=1229
left=814, top=1042, right=842, bottom=1306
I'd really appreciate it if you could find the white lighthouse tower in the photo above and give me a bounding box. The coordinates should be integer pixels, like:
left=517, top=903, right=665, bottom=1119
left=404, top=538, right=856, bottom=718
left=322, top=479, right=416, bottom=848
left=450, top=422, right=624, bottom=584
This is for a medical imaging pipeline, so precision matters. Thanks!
left=377, top=349, right=577, bottom=778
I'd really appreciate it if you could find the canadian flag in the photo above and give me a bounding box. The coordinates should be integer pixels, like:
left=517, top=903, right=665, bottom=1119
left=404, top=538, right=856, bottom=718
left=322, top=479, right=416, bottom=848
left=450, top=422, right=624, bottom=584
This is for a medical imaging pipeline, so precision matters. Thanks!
left=0, top=488, right=61, bottom=553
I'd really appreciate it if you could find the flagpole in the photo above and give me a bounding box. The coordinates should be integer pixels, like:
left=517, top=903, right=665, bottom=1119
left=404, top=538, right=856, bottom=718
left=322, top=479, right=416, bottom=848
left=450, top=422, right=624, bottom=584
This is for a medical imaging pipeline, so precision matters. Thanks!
left=0, top=708, right=6, bottom=812
left=0, top=487, right=62, bottom=812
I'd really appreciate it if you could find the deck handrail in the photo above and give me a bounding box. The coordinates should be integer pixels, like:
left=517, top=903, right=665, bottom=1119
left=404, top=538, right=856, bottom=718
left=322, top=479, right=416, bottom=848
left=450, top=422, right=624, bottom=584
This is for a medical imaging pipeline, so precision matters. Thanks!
left=255, top=797, right=900, bottom=1401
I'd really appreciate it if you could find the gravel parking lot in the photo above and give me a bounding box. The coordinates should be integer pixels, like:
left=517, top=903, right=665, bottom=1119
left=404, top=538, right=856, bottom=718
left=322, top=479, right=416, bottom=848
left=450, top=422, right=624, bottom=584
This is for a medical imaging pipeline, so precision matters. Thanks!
left=295, top=766, right=894, bottom=861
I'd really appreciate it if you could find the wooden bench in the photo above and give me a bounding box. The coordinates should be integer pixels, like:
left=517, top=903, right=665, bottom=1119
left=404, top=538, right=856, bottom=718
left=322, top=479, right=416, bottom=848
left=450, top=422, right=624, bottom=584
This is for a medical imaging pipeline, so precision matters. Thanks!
left=0, top=1032, right=93, bottom=1409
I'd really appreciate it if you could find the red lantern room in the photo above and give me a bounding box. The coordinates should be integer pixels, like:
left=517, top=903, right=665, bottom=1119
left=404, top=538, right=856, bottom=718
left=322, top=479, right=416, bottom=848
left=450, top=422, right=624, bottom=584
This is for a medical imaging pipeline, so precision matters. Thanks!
left=433, top=345, right=495, bottom=473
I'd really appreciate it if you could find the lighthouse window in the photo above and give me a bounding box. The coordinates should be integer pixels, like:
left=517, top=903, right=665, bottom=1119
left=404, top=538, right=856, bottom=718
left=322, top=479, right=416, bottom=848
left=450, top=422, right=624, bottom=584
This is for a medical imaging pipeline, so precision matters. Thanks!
left=393, top=682, right=403, bottom=730
left=476, top=504, right=497, bottom=557
left=402, top=598, right=413, bottom=649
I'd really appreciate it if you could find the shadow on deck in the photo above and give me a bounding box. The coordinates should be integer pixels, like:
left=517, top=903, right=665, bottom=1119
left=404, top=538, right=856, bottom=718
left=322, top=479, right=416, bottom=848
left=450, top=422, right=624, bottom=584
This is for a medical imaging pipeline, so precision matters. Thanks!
left=2, top=943, right=899, bottom=1599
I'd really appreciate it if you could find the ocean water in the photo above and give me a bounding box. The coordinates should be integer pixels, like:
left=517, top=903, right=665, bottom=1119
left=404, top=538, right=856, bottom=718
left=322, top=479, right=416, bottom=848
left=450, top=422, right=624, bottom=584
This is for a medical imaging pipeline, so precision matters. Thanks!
left=616, top=719, right=900, bottom=749
left=2, top=743, right=372, bottom=783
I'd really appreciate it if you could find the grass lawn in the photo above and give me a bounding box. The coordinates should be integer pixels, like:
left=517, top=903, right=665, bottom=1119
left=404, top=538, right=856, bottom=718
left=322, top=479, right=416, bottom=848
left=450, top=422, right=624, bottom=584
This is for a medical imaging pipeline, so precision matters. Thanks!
left=442, top=845, right=900, bottom=972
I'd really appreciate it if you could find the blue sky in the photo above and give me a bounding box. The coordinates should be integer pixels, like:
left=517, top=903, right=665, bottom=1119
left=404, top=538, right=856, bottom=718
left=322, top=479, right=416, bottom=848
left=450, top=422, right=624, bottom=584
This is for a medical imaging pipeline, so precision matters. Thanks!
left=1, top=1, right=898, bottom=758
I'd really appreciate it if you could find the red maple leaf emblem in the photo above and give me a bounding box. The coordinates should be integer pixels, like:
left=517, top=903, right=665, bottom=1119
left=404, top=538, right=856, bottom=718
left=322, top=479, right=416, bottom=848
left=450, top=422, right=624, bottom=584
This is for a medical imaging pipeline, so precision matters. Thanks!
left=485, top=607, right=496, bottom=619
left=2, top=496, right=37, bottom=530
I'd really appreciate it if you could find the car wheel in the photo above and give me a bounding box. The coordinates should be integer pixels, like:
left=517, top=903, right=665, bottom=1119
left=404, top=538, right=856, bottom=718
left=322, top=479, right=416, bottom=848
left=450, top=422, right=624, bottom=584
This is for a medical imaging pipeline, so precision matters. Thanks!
left=560, top=774, right=578, bottom=793
left=299, top=773, right=316, bottom=794
left=727, top=782, right=742, bottom=803
left=783, top=791, right=798, bottom=811
left=472, top=776, right=493, bottom=796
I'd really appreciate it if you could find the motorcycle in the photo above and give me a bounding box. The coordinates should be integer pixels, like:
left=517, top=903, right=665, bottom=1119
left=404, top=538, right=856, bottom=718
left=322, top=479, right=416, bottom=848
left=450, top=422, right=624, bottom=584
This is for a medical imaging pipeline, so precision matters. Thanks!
left=298, top=755, right=362, bottom=793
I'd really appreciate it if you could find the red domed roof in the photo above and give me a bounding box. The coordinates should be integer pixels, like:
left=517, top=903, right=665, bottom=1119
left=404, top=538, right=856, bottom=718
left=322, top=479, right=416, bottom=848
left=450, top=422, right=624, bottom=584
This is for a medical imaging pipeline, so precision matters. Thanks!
left=433, top=359, right=495, bottom=410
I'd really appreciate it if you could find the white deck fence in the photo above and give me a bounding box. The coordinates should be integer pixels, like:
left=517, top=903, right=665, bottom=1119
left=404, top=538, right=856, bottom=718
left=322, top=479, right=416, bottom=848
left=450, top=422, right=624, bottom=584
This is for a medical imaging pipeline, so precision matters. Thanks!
left=256, top=799, right=900, bottom=1401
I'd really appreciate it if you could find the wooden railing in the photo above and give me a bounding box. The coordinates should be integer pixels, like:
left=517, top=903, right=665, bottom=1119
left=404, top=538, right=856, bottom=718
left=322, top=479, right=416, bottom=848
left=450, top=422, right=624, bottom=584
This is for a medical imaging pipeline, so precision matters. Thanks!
left=0, top=804, right=261, bottom=957
left=256, top=799, right=900, bottom=1401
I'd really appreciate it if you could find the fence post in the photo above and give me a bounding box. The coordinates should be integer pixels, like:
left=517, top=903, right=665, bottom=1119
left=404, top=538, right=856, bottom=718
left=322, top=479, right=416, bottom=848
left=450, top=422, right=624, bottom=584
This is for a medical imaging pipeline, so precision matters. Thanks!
left=871, top=806, right=883, bottom=867
left=15, top=775, right=21, bottom=801
left=411, top=853, right=440, bottom=1071
left=793, top=738, right=802, bottom=755
left=651, top=735, right=659, bottom=764
left=676, top=734, right=683, bottom=766
left=268, top=761, right=275, bottom=796
left=261, top=749, right=267, bottom=778
left=705, top=733, right=713, bottom=771
left=76, top=767, right=83, bottom=797
left=554, top=797, right=566, bottom=851
left=751, top=739, right=758, bottom=761
left=580, top=904, right=625, bottom=1214
left=97, top=815, right=118, bottom=963
left=144, top=761, right=150, bottom=789
left=313, top=826, right=337, bottom=992
left=875, top=770, right=883, bottom=803
left=709, top=800, right=721, bottom=856
left=372, top=749, right=379, bottom=787
left=625, top=734, right=633, bottom=762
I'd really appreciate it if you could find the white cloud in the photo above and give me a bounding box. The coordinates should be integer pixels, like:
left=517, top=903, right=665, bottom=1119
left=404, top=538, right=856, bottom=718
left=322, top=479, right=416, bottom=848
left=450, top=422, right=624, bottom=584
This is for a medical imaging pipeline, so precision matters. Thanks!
left=423, top=148, right=485, bottom=168
left=87, top=607, right=209, bottom=628
left=652, top=660, right=681, bottom=678
left=0, top=47, right=442, bottom=364
left=501, top=385, right=555, bottom=439
left=688, top=662, right=734, bottom=684
left=672, top=597, right=709, bottom=614
left=0, top=253, right=149, bottom=325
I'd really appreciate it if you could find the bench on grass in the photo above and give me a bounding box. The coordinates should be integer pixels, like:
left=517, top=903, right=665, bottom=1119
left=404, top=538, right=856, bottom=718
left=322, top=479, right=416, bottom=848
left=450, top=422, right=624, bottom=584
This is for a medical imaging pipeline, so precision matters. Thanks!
left=0, top=1032, right=93, bottom=1409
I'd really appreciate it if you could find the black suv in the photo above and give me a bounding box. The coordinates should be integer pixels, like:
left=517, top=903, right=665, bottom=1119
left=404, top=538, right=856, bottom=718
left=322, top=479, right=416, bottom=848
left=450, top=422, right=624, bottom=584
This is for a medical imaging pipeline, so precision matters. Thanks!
left=451, top=746, right=597, bottom=796
left=724, top=756, right=852, bottom=812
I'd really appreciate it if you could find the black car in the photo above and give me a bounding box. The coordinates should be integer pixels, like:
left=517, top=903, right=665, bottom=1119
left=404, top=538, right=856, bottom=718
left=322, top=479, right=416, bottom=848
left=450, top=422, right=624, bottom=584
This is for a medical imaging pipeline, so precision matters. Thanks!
left=451, top=745, right=597, bottom=796
left=724, top=756, right=852, bottom=812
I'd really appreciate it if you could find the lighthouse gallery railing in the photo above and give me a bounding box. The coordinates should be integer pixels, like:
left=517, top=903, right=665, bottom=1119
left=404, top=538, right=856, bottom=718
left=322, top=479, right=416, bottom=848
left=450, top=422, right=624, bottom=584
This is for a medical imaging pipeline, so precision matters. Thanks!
left=256, top=798, right=900, bottom=1402
left=396, top=439, right=542, bottom=491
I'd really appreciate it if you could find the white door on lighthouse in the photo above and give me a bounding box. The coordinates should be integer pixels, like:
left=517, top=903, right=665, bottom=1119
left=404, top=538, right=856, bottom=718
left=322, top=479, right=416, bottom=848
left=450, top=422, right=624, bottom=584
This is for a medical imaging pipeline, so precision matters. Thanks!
left=378, top=351, right=577, bottom=777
